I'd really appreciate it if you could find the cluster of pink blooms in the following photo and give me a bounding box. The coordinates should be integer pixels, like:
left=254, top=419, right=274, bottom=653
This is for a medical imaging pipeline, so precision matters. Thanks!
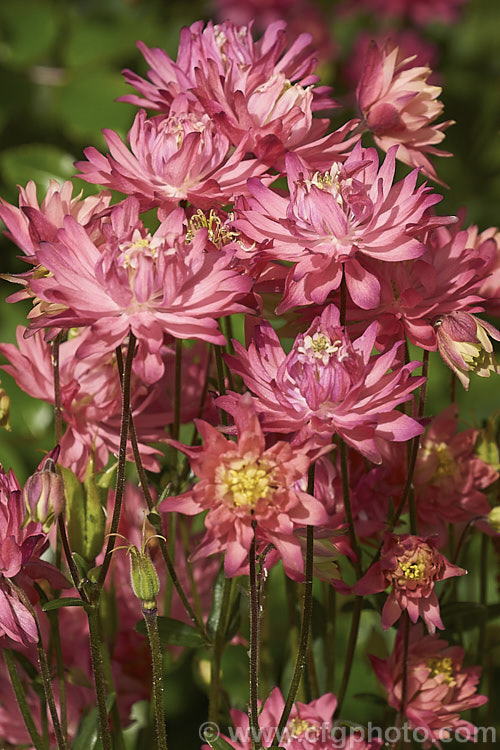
left=0, top=12, right=497, bottom=746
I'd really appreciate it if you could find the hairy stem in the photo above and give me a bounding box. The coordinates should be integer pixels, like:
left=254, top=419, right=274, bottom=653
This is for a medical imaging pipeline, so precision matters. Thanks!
left=336, top=595, right=362, bottom=714
left=208, top=577, right=234, bottom=724
left=248, top=524, right=261, bottom=750
left=87, top=607, right=113, bottom=750
left=95, top=332, right=136, bottom=599
left=143, top=607, right=168, bottom=750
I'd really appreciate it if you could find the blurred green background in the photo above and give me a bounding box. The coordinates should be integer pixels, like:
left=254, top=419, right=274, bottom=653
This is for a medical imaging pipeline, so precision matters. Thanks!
left=0, top=1, right=499, bottom=747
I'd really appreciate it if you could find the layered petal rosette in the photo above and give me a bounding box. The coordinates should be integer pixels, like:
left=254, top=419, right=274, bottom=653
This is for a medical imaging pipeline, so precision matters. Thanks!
left=0, top=465, right=69, bottom=646
left=119, top=21, right=357, bottom=170
left=76, top=109, right=267, bottom=212
left=222, top=305, right=424, bottom=463
left=353, top=534, right=466, bottom=633
left=26, top=199, right=252, bottom=383
left=356, top=41, right=453, bottom=181
left=371, top=624, right=487, bottom=748
left=234, top=144, right=443, bottom=311
left=160, top=394, right=329, bottom=579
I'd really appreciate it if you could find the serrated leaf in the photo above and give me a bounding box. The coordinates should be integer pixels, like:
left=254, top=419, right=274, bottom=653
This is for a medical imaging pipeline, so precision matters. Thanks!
left=135, top=616, right=205, bottom=648
left=42, top=597, right=89, bottom=612
left=72, top=693, right=115, bottom=750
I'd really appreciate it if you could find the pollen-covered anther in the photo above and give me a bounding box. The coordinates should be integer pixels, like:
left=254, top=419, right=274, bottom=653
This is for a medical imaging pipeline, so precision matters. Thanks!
left=186, top=209, right=239, bottom=249
left=426, top=656, right=457, bottom=685
left=288, top=718, right=312, bottom=738
left=400, top=559, right=427, bottom=580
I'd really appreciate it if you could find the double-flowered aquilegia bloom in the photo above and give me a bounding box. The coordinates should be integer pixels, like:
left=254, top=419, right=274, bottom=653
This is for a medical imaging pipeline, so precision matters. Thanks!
left=371, top=624, right=487, bottom=747
left=353, top=534, right=466, bottom=633
left=160, top=393, right=329, bottom=579
left=24, top=199, right=252, bottom=384
left=0, top=465, right=69, bottom=645
left=222, top=304, right=425, bottom=463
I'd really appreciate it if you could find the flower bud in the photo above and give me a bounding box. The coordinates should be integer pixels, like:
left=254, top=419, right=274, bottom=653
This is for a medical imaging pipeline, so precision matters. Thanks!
left=488, top=507, right=500, bottom=534
left=0, top=385, right=10, bottom=431
left=23, top=457, right=65, bottom=532
left=128, top=545, right=160, bottom=611
left=435, top=312, right=500, bottom=390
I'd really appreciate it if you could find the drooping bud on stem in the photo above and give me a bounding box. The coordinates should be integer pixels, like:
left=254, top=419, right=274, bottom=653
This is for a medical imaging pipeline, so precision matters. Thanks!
left=23, top=455, right=65, bottom=532
left=434, top=311, right=500, bottom=389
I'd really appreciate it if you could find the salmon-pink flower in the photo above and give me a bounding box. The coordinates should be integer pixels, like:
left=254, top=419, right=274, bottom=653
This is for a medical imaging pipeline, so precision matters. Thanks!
left=0, top=465, right=69, bottom=646
left=161, top=393, right=329, bottom=579
left=353, top=533, right=466, bottom=633
left=76, top=109, right=267, bottom=212
left=222, top=305, right=424, bottom=463
left=434, top=311, right=500, bottom=389
left=356, top=41, right=453, bottom=182
left=234, top=144, right=443, bottom=311
left=371, top=624, right=487, bottom=748
left=25, top=199, right=252, bottom=383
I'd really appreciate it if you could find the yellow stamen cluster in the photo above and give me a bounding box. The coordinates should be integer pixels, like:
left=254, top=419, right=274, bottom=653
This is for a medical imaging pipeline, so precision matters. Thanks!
left=288, top=718, right=311, bottom=738
left=220, top=459, right=273, bottom=508
left=399, top=559, right=427, bottom=580
left=297, top=332, right=342, bottom=366
left=427, top=441, right=455, bottom=479
left=186, top=209, right=239, bottom=249
left=426, top=656, right=456, bottom=685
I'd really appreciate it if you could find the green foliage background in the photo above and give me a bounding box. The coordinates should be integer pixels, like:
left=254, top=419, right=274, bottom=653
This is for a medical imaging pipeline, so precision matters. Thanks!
left=0, top=0, right=499, bottom=747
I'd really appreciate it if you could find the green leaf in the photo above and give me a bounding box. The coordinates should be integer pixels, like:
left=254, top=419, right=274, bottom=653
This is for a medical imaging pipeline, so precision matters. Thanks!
left=0, top=144, right=75, bottom=192
left=0, top=0, right=58, bottom=67
left=135, top=616, right=205, bottom=648
left=42, top=597, right=89, bottom=612
left=207, top=567, right=227, bottom=639
left=439, top=601, right=500, bottom=631
left=72, top=693, right=115, bottom=750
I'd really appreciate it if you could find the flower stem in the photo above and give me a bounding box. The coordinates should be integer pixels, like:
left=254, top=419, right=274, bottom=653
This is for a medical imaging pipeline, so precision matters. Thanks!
left=87, top=607, right=113, bottom=750
left=51, top=331, right=63, bottom=444
left=336, top=595, right=362, bottom=714
left=208, top=576, right=234, bottom=724
left=4, top=649, right=46, bottom=750
left=95, top=332, right=136, bottom=599
left=143, top=607, right=168, bottom=750
left=272, top=524, right=314, bottom=746
left=172, top=337, right=182, bottom=442
left=339, top=438, right=362, bottom=578
left=248, top=523, right=261, bottom=750
left=214, top=345, right=228, bottom=426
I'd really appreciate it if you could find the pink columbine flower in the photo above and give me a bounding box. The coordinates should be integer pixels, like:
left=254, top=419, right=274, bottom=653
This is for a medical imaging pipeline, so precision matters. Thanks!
left=160, top=393, right=329, bottom=580
left=356, top=41, right=453, bottom=182
left=222, top=305, right=424, bottom=463
left=0, top=464, right=69, bottom=645
left=0, top=179, right=111, bottom=306
left=353, top=533, right=466, bottom=633
left=434, top=311, right=500, bottom=389
left=119, top=21, right=356, bottom=170
left=24, top=199, right=252, bottom=383
left=204, top=686, right=381, bottom=749
left=371, top=624, right=487, bottom=748
left=349, top=216, right=496, bottom=352
left=234, top=144, right=443, bottom=311
left=76, top=108, right=268, bottom=212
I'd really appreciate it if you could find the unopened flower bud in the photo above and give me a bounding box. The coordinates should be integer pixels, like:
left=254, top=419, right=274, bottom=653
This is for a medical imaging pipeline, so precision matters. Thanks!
left=488, top=507, right=500, bottom=534
left=434, top=312, right=500, bottom=390
left=0, top=385, right=10, bottom=431
left=128, top=545, right=160, bottom=611
left=23, top=457, right=65, bottom=532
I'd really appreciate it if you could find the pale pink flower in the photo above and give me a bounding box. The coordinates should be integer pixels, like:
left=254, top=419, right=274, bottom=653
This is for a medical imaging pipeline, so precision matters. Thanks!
left=24, top=199, right=252, bottom=383
left=0, top=327, right=176, bottom=478
left=356, top=41, right=453, bottom=182
left=465, top=223, right=500, bottom=318
left=119, top=21, right=355, bottom=170
left=371, top=624, right=487, bottom=748
left=434, top=311, right=500, bottom=389
left=0, top=179, right=111, bottom=306
left=161, top=393, right=329, bottom=580
left=0, top=465, right=69, bottom=646
left=353, top=533, right=466, bottom=633
left=76, top=108, right=267, bottom=212
left=204, top=686, right=381, bottom=749
left=234, top=144, right=443, bottom=311
left=222, top=305, right=424, bottom=463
